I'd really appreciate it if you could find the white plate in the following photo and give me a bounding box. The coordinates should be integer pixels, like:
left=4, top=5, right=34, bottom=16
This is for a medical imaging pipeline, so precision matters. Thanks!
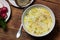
left=0, top=0, right=11, bottom=22
left=8, top=0, right=34, bottom=8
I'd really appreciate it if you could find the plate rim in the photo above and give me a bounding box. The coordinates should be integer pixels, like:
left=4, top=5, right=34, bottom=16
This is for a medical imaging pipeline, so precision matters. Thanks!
left=1, top=0, right=11, bottom=22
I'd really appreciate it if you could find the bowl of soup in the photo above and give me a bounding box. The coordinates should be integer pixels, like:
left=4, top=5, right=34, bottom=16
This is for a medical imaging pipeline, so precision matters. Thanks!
left=22, top=4, right=55, bottom=37
left=16, top=0, right=34, bottom=8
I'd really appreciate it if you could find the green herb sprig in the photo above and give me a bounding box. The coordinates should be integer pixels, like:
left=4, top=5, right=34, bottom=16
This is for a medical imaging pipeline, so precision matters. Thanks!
left=0, top=17, right=7, bottom=30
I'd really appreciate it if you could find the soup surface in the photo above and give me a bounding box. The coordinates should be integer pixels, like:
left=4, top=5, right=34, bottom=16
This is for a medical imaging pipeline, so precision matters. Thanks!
left=24, top=7, right=53, bottom=35
left=16, top=0, right=30, bottom=6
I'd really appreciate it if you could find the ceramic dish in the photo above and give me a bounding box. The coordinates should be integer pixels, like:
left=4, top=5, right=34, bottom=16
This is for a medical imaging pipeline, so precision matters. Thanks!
left=8, top=0, right=34, bottom=8
left=0, top=0, right=11, bottom=22
left=21, top=4, right=55, bottom=37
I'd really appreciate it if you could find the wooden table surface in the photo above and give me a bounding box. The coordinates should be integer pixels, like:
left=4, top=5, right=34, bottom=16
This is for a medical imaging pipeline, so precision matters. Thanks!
left=0, top=0, right=60, bottom=40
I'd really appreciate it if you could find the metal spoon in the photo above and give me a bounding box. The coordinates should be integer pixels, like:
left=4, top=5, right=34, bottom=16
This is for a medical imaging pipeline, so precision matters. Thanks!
left=16, top=24, right=23, bottom=38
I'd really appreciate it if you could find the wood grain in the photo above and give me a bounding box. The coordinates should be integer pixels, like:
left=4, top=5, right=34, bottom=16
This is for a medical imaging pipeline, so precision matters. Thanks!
left=0, top=0, right=60, bottom=40
left=44, top=0, right=60, bottom=4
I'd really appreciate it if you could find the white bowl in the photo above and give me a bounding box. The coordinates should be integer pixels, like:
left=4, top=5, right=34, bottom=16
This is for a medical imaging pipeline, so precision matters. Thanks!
left=0, top=0, right=11, bottom=22
left=22, top=4, right=55, bottom=37
left=8, top=0, right=34, bottom=8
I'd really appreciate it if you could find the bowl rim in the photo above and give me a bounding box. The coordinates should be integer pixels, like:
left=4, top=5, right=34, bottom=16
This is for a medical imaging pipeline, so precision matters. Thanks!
left=22, top=4, right=55, bottom=37
left=9, top=0, right=34, bottom=8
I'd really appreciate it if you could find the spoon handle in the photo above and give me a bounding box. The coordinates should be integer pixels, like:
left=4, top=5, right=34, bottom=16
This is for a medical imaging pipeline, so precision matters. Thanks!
left=16, top=24, right=23, bottom=38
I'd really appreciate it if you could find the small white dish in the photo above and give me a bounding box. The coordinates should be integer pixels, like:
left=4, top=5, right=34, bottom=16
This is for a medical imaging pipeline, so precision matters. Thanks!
left=22, top=4, right=55, bottom=37
left=8, top=0, right=34, bottom=8
left=0, top=0, right=11, bottom=22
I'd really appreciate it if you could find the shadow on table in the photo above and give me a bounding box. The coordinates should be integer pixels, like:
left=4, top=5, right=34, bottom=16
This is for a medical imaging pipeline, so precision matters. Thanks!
left=28, top=21, right=60, bottom=40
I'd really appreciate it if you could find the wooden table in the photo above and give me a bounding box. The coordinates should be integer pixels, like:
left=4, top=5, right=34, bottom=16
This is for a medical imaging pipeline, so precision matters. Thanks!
left=0, top=0, right=60, bottom=40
